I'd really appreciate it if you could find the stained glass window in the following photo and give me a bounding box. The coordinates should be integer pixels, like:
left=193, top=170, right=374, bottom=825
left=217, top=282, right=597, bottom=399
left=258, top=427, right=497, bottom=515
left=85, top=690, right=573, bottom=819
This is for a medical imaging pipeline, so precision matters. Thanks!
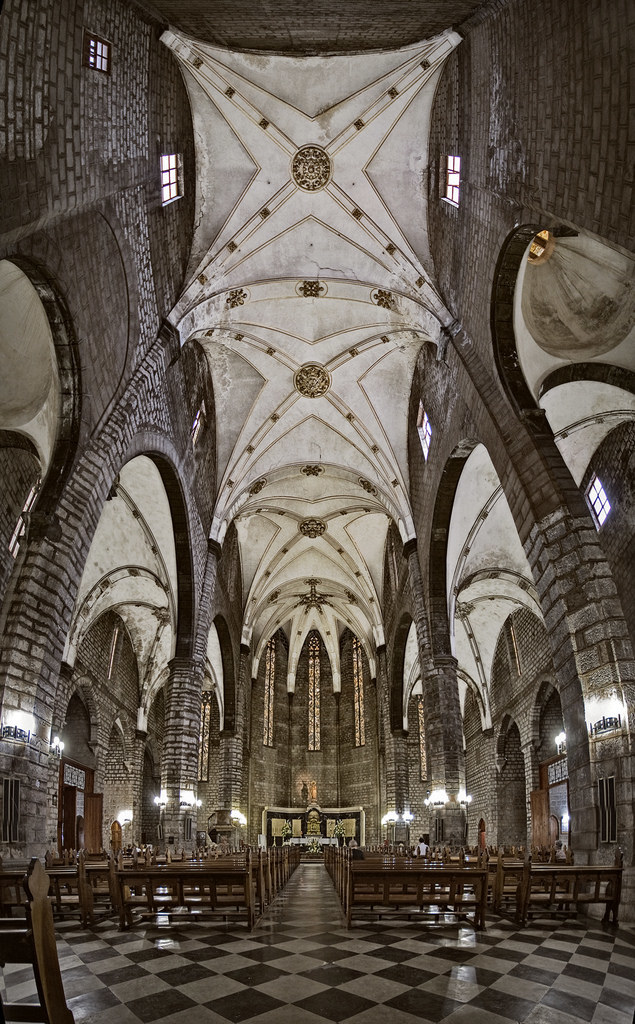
left=263, top=637, right=275, bottom=746
left=418, top=699, right=427, bottom=780
left=308, top=632, right=321, bottom=751
left=198, top=692, right=212, bottom=782
left=352, top=636, right=365, bottom=746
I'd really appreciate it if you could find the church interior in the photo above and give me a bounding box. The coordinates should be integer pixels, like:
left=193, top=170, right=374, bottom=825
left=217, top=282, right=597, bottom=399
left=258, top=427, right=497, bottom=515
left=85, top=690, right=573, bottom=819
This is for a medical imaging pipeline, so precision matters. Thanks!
left=0, top=0, right=634, bottom=1020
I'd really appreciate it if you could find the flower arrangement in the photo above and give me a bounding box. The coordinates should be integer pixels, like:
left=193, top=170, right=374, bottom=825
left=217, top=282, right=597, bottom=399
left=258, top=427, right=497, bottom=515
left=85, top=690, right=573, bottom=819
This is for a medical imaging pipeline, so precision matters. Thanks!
left=281, top=819, right=292, bottom=843
left=307, top=839, right=322, bottom=855
left=333, top=819, right=345, bottom=839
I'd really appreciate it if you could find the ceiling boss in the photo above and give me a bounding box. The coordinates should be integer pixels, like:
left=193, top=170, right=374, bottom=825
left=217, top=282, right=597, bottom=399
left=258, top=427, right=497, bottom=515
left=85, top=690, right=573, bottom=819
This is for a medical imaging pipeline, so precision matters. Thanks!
left=291, top=145, right=332, bottom=191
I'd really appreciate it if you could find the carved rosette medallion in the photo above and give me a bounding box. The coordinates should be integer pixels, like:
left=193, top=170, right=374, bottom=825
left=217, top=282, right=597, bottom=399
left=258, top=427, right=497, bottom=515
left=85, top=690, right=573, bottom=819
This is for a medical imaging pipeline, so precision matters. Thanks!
left=294, top=364, right=330, bottom=398
left=292, top=146, right=331, bottom=192
left=299, top=518, right=326, bottom=539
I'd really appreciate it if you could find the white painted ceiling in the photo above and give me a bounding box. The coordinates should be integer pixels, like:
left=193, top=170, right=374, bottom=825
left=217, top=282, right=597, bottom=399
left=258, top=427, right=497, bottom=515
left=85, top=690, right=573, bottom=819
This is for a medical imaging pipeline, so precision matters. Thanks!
left=165, top=30, right=462, bottom=672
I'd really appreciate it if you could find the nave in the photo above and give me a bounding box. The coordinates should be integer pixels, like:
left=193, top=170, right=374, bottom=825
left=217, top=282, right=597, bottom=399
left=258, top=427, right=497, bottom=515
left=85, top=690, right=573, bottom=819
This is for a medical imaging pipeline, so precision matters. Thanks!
left=2, top=864, right=634, bottom=1024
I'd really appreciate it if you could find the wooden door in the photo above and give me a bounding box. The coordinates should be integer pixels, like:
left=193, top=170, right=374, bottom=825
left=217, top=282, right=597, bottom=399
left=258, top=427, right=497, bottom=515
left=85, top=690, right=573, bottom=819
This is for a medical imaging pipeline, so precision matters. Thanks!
left=84, top=793, right=103, bottom=853
left=62, top=786, right=77, bottom=853
left=110, top=821, right=122, bottom=853
left=530, top=788, right=550, bottom=847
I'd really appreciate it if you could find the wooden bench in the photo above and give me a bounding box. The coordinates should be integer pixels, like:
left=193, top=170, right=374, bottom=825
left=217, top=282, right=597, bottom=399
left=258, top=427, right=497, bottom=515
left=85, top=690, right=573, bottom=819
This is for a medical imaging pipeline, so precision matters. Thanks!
left=0, top=858, right=74, bottom=1024
left=345, top=859, right=488, bottom=929
left=115, top=852, right=257, bottom=931
left=516, top=853, right=623, bottom=926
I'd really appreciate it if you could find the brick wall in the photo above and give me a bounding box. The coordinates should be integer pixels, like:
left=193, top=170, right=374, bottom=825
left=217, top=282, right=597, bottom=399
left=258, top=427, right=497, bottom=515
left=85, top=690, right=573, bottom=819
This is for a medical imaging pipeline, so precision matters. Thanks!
left=581, top=421, right=635, bottom=646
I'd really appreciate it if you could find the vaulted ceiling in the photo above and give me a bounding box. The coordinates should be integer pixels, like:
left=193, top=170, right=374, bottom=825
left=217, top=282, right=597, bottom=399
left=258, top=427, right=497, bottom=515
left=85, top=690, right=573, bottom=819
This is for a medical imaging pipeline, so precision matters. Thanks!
left=164, top=29, right=461, bottom=675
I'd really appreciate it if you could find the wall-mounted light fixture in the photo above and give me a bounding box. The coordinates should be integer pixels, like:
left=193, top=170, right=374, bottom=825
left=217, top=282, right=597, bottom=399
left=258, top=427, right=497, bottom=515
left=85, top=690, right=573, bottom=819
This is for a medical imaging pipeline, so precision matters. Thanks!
left=589, top=714, right=622, bottom=738
left=50, top=735, right=65, bottom=756
left=424, top=789, right=449, bottom=807
left=179, top=790, right=202, bottom=808
left=1, top=712, right=35, bottom=744
left=381, top=811, right=398, bottom=826
left=554, top=731, right=567, bottom=755
left=402, top=810, right=414, bottom=823
left=457, top=789, right=473, bottom=806
left=231, top=809, right=247, bottom=826
left=118, top=810, right=133, bottom=824
left=154, top=793, right=168, bottom=808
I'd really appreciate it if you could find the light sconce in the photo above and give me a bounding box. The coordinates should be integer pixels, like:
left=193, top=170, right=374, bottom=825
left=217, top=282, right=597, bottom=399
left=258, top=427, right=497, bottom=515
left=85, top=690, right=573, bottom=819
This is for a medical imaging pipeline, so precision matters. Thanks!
left=555, top=731, right=567, bottom=755
left=589, top=714, right=621, bottom=738
left=118, top=810, right=133, bottom=824
left=402, top=811, right=414, bottom=823
left=179, top=791, right=202, bottom=808
left=50, top=735, right=65, bottom=756
left=381, top=811, right=398, bottom=826
left=154, top=793, right=168, bottom=808
left=231, top=809, right=247, bottom=826
left=1, top=712, right=35, bottom=744
left=424, top=789, right=449, bottom=807
left=457, top=789, right=473, bottom=806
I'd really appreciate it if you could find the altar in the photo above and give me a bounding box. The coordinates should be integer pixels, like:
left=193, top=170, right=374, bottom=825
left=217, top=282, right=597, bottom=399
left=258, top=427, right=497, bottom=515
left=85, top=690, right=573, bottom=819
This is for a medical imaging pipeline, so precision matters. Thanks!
left=290, top=836, right=337, bottom=845
left=263, top=804, right=364, bottom=847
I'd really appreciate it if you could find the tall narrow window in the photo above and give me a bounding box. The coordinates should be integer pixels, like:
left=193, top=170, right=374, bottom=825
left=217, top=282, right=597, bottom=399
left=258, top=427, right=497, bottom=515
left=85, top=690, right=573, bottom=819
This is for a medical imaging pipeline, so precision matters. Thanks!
left=417, top=401, right=432, bottom=460
left=308, top=632, right=321, bottom=751
left=263, top=638, right=275, bottom=747
left=418, top=699, right=427, bottom=780
left=198, top=692, right=212, bottom=782
left=9, top=479, right=40, bottom=558
left=83, top=31, right=111, bottom=73
left=2, top=778, right=19, bottom=843
left=107, top=625, right=120, bottom=680
left=598, top=776, right=616, bottom=843
left=352, top=636, right=365, bottom=747
left=161, top=154, right=181, bottom=205
left=445, top=155, right=461, bottom=205
left=586, top=474, right=611, bottom=527
left=191, top=401, right=206, bottom=446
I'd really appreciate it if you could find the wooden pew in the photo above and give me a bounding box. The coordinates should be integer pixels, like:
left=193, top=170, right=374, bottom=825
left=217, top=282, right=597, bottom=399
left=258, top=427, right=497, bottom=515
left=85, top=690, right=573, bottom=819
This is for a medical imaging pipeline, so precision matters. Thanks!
left=0, top=858, right=74, bottom=1024
left=345, top=858, right=488, bottom=929
left=115, top=852, right=257, bottom=931
left=516, top=852, right=622, bottom=926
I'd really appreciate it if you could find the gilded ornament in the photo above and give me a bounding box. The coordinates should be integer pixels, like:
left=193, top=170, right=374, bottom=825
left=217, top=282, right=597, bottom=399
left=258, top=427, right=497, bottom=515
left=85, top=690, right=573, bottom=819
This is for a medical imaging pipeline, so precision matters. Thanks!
left=291, top=145, right=331, bottom=191
left=294, top=364, right=330, bottom=398
left=249, top=479, right=267, bottom=495
left=359, top=478, right=376, bottom=494
left=298, top=279, right=326, bottom=298
left=372, top=289, right=394, bottom=310
left=299, top=519, right=326, bottom=539
left=226, top=288, right=248, bottom=308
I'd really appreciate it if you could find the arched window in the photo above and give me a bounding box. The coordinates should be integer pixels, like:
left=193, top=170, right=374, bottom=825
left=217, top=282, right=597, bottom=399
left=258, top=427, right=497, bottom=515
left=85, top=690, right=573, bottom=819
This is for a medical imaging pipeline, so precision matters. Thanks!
left=308, top=632, right=321, bottom=751
left=352, top=636, right=365, bottom=747
left=198, top=692, right=212, bottom=782
left=263, top=637, right=275, bottom=747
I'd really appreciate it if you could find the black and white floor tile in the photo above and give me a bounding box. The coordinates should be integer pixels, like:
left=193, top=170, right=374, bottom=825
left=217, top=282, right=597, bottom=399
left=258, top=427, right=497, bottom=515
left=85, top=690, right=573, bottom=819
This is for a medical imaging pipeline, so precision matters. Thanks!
left=2, top=864, right=634, bottom=1024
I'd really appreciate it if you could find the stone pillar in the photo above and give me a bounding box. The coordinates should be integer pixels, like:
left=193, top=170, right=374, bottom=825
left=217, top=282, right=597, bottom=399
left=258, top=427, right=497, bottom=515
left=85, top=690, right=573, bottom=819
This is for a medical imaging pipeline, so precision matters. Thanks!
left=376, top=644, right=407, bottom=819
left=404, top=539, right=465, bottom=797
left=161, top=655, right=205, bottom=846
left=334, top=692, right=341, bottom=807
left=219, top=643, right=250, bottom=815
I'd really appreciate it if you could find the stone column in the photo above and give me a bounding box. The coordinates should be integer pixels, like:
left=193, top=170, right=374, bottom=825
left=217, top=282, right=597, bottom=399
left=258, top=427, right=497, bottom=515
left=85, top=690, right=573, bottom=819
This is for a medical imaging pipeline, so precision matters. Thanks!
left=219, top=643, right=250, bottom=815
left=403, top=539, right=465, bottom=798
left=161, top=655, right=205, bottom=845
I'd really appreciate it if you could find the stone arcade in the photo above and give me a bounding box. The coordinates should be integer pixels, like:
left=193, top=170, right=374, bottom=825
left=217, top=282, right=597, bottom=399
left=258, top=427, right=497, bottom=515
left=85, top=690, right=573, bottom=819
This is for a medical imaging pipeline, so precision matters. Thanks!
left=0, top=0, right=633, bottom=930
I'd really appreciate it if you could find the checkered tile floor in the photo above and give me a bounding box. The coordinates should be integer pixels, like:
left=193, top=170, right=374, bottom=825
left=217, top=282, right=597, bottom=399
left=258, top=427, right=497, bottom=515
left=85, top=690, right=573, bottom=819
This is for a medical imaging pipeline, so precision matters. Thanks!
left=2, top=863, right=634, bottom=1024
